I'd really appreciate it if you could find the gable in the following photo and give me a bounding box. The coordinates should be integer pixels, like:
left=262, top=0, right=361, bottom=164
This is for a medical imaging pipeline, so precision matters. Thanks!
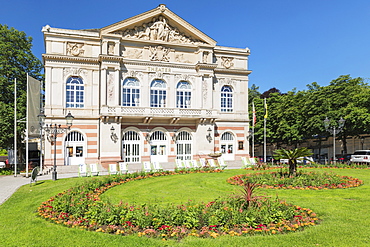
left=101, top=4, right=217, bottom=47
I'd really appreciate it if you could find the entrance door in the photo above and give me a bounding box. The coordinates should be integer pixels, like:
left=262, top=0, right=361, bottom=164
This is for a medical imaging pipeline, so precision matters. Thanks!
left=122, top=130, right=141, bottom=163
left=176, top=131, right=192, bottom=160
left=65, top=131, right=85, bottom=165
left=66, top=145, right=84, bottom=165
left=150, top=131, right=168, bottom=163
left=220, top=132, right=235, bottom=160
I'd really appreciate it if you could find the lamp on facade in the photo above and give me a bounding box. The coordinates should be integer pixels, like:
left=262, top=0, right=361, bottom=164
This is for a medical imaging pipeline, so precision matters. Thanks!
left=44, top=112, right=74, bottom=181
left=206, top=127, right=213, bottom=143
left=110, top=126, right=118, bottom=142
left=172, top=128, right=178, bottom=142
left=324, top=117, right=345, bottom=164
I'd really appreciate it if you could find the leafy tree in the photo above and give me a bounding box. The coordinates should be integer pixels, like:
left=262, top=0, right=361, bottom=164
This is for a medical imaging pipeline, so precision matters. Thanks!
left=322, top=75, right=370, bottom=154
left=248, top=84, right=261, bottom=104
left=0, top=24, right=43, bottom=152
left=273, top=147, right=313, bottom=176
left=260, top=87, right=282, bottom=99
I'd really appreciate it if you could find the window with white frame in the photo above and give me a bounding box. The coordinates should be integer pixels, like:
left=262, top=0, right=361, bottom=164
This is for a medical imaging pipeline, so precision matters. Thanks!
left=221, top=85, right=233, bottom=112
left=122, top=78, right=140, bottom=106
left=176, top=81, right=191, bottom=108
left=66, top=77, right=84, bottom=108
left=150, top=79, right=167, bottom=107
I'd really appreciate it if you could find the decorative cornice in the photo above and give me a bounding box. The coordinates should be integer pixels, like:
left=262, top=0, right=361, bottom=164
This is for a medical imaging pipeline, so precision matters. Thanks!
left=214, top=68, right=252, bottom=76
left=121, top=58, right=196, bottom=70
left=195, top=63, right=218, bottom=71
left=42, top=54, right=99, bottom=64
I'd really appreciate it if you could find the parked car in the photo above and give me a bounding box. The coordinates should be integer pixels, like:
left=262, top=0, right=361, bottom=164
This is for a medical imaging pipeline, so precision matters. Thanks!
left=258, top=156, right=276, bottom=163
left=0, top=161, right=5, bottom=168
left=336, top=154, right=352, bottom=163
left=350, top=150, right=370, bottom=164
left=279, top=157, right=313, bottom=165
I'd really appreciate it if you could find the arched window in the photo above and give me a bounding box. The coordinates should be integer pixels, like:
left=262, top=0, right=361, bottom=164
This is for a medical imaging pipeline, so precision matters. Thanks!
left=65, top=131, right=85, bottom=142
left=66, top=77, right=84, bottom=108
left=122, top=78, right=140, bottom=106
left=221, top=85, right=233, bottom=112
left=176, top=81, right=191, bottom=108
left=150, top=79, right=166, bottom=107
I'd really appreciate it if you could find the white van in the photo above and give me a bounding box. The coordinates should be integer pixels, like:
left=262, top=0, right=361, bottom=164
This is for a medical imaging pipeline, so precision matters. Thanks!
left=350, top=150, right=370, bottom=163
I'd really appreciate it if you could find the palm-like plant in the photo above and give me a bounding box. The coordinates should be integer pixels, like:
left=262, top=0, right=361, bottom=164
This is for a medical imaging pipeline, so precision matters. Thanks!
left=274, top=147, right=313, bottom=176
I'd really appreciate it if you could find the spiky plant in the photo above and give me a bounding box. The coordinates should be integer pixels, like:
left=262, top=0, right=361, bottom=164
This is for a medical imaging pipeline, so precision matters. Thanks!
left=274, top=147, right=313, bottom=176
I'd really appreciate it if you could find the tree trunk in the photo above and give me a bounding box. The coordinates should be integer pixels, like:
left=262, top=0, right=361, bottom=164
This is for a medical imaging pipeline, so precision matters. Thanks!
left=289, top=160, right=297, bottom=176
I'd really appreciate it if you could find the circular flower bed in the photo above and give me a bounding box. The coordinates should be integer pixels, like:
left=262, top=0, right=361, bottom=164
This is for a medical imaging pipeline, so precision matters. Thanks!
left=38, top=169, right=319, bottom=240
left=227, top=170, right=363, bottom=189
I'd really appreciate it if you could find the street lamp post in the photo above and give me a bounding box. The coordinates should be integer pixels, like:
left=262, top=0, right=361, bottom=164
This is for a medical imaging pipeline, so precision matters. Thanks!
left=43, top=112, right=74, bottom=180
left=324, top=117, right=345, bottom=164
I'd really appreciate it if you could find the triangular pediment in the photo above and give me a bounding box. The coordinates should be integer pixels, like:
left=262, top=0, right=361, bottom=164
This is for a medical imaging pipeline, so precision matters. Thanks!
left=101, top=4, right=217, bottom=46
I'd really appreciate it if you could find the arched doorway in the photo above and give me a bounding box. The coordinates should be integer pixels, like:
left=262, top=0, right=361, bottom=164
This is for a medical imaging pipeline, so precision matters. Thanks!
left=149, top=130, right=168, bottom=163
left=65, top=131, right=85, bottom=165
left=122, top=130, right=140, bottom=163
left=176, top=131, right=192, bottom=160
left=220, top=132, right=235, bottom=160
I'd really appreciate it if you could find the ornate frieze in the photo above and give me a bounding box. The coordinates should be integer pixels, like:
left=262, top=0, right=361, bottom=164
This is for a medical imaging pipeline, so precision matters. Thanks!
left=218, top=77, right=235, bottom=86
left=108, top=42, right=115, bottom=55
left=67, top=42, right=84, bottom=56
left=107, top=71, right=115, bottom=104
left=175, top=53, right=192, bottom=64
left=126, top=49, right=143, bottom=59
left=63, top=67, right=87, bottom=78
left=115, top=16, right=206, bottom=45
left=122, top=70, right=144, bottom=80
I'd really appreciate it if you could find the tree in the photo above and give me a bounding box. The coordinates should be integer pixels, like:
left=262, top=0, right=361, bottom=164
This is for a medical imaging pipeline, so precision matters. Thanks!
left=273, top=147, right=313, bottom=176
left=0, top=24, right=43, bottom=151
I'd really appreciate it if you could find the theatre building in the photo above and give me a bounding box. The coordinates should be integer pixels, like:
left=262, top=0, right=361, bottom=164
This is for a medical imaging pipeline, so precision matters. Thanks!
left=42, top=4, right=251, bottom=167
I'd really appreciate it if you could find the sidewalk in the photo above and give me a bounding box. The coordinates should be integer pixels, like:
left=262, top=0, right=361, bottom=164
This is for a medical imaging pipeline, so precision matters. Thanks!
left=0, top=172, right=79, bottom=205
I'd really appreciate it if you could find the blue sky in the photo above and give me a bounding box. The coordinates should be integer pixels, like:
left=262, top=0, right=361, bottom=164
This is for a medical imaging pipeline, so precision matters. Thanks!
left=1, top=0, right=370, bottom=93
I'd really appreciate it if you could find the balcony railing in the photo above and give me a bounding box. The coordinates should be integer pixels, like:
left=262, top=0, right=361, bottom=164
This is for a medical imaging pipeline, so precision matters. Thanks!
left=102, top=106, right=216, bottom=117
left=101, top=106, right=248, bottom=121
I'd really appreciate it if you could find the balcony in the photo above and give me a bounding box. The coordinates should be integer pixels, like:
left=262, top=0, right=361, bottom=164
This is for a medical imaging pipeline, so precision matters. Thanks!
left=101, top=106, right=248, bottom=122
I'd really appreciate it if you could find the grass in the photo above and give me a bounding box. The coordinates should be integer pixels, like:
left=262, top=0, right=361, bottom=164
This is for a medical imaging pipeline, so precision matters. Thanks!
left=1, top=168, right=370, bottom=246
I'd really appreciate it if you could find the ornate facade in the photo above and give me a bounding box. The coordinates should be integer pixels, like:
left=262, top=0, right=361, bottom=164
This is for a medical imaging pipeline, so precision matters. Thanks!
left=42, top=5, right=251, bottom=167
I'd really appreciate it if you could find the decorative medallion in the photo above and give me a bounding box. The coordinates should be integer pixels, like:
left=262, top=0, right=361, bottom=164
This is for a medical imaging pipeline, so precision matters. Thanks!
left=67, top=42, right=84, bottom=56
left=221, top=57, right=234, bottom=69
left=149, top=45, right=171, bottom=62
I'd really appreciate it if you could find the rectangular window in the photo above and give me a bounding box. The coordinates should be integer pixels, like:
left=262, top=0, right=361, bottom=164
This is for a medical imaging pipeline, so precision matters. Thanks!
left=238, top=141, right=244, bottom=150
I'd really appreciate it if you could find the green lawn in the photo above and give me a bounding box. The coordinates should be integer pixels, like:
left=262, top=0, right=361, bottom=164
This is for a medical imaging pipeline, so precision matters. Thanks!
left=1, top=168, right=370, bottom=246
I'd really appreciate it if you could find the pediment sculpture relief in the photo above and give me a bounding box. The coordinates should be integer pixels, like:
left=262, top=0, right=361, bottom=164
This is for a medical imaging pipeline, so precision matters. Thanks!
left=67, top=42, right=84, bottom=56
left=116, top=16, right=206, bottom=45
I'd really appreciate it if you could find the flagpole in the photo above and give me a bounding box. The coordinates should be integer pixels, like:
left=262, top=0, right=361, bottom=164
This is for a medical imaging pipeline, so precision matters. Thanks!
left=26, top=74, right=29, bottom=177
left=252, top=101, right=256, bottom=158
left=264, top=117, right=266, bottom=163
left=14, top=78, right=17, bottom=177
left=263, top=98, right=267, bottom=163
